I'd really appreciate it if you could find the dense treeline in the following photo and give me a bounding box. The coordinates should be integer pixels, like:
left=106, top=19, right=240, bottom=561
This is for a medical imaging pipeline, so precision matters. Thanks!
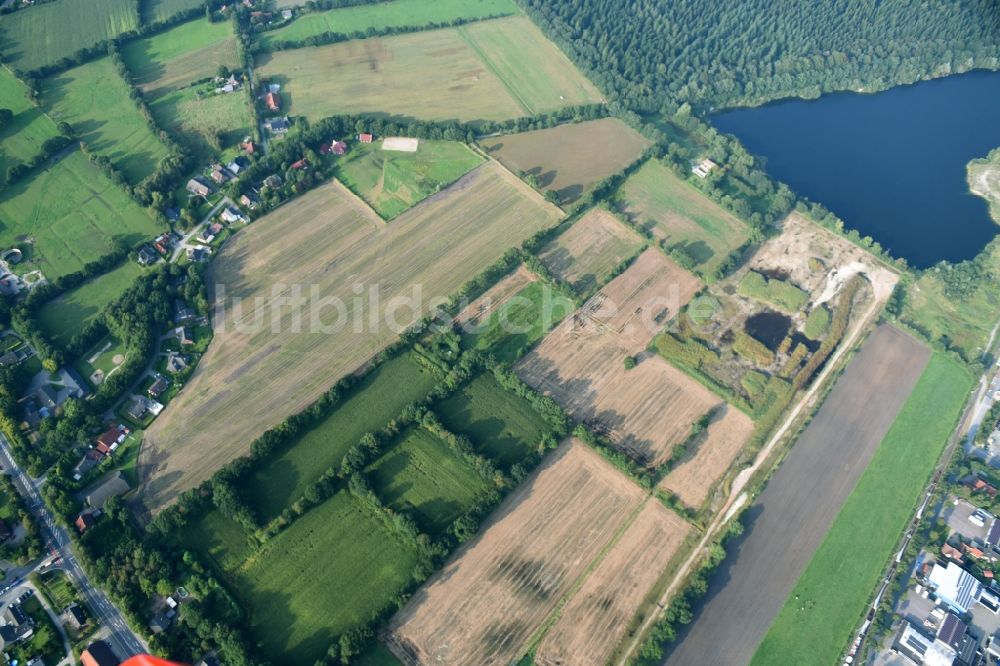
left=519, top=0, right=1000, bottom=113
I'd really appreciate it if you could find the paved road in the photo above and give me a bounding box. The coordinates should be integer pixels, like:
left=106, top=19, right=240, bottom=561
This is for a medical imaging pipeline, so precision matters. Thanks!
left=0, top=434, right=146, bottom=659
left=662, top=325, right=930, bottom=666
left=170, top=196, right=236, bottom=263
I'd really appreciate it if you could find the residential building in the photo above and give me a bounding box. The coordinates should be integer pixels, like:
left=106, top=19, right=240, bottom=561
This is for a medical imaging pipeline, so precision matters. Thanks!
left=148, top=376, right=169, bottom=399
left=64, top=603, right=87, bottom=630
left=265, top=91, right=280, bottom=111
left=892, top=620, right=956, bottom=666
left=84, top=471, right=130, bottom=509
left=262, top=174, right=282, bottom=189
left=75, top=511, right=97, bottom=533
left=240, top=192, right=260, bottom=209
left=186, top=178, right=213, bottom=197
left=221, top=206, right=244, bottom=223
left=137, top=246, right=158, bottom=266
left=264, top=117, right=289, bottom=134
left=176, top=327, right=195, bottom=346
left=929, top=561, right=984, bottom=614
left=81, top=641, right=120, bottom=666
left=73, top=449, right=103, bottom=481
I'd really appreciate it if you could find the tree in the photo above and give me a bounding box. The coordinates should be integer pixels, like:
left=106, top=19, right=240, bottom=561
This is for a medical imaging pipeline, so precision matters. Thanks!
left=623, top=355, right=637, bottom=370
left=41, top=358, right=57, bottom=374
left=0, top=109, right=12, bottom=130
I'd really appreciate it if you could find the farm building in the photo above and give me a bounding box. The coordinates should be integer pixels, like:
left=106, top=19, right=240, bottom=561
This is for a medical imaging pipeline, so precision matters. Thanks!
left=928, top=562, right=983, bottom=614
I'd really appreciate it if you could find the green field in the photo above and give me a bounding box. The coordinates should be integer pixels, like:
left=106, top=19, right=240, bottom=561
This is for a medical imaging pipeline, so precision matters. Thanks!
left=336, top=141, right=483, bottom=219
left=613, top=159, right=749, bottom=279
left=245, top=353, right=440, bottom=522
left=187, top=509, right=255, bottom=572
left=751, top=354, right=972, bottom=666
left=73, top=335, right=127, bottom=389
left=460, top=281, right=574, bottom=363
left=0, top=150, right=160, bottom=279
left=41, top=58, right=171, bottom=184
left=367, top=426, right=489, bottom=535
left=123, top=18, right=240, bottom=93
left=255, top=16, right=602, bottom=123
left=140, top=0, right=205, bottom=25
left=261, top=0, right=519, bottom=49
left=0, top=67, right=60, bottom=175
left=36, top=262, right=143, bottom=348
left=435, top=372, right=550, bottom=469
left=0, top=0, right=139, bottom=72
left=148, top=85, right=252, bottom=157
left=232, top=492, right=421, bottom=664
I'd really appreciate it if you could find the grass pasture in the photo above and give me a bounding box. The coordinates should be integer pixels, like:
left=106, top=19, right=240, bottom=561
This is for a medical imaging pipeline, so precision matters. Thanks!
left=261, top=0, right=519, bottom=49
left=0, top=150, right=159, bottom=280
left=613, top=159, right=749, bottom=279
left=367, top=426, right=489, bottom=535
left=123, top=19, right=240, bottom=94
left=435, top=372, right=552, bottom=470
left=336, top=140, right=483, bottom=219
left=244, top=353, right=440, bottom=522
left=255, top=16, right=602, bottom=123
left=41, top=58, right=171, bottom=184
left=148, top=86, right=252, bottom=157
left=538, top=207, right=644, bottom=296
left=140, top=0, right=205, bottom=25
left=36, top=262, right=143, bottom=348
left=751, top=353, right=972, bottom=666
left=482, top=118, right=651, bottom=205
left=0, top=0, right=138, bottom=71
left=187, top=510, right=254, bottom=573
left=140, top=162, right=562, bottom=511
left=233, top=492, right=421, bottom=664
left=0, top=68, right=59, bottom=175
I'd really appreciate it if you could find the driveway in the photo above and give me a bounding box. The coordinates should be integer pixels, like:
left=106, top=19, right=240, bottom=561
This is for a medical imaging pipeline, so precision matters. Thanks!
left=944, top=497, right=991, bottom=542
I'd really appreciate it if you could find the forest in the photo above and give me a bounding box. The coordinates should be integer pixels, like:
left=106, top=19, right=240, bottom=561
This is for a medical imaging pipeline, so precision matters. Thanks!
left=520, top=0, right=1000, bottom=113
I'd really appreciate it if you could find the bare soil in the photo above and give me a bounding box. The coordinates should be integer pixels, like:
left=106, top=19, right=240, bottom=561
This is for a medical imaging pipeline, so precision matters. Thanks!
left=386, top=439, right=645, bottom=666
left=535, top=498, right=692, bottom=666
left=659, top=404, right=754, bottom=510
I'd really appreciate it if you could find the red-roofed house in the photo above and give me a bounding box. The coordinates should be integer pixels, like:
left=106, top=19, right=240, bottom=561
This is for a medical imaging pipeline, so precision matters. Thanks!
left=942, top=543, right=964, bottom=560
left=95, top=425, right=128, bottom=455
left=964, top=544, right=987, bottom=560
left=290, top=158, right=308, bottom=170
left=75, top=512, right=97, bottom=534
left=265, top=92, right=280, bottom=111
left=358, top=133, right=373, bottom=143
left=332, top=141, right=347, bottom=156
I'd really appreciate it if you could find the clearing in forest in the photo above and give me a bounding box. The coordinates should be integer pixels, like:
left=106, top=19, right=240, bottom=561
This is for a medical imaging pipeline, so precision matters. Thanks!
left=481, top=118, right=650, bottom=205
left=138, top=162, right=563, bottom=511
left=658, top=404, right=754, bottom=510
left=254, top=16, right=602, bottom=122
left=538, top=207, right=645, bottom=297
left=386, top=439, right=645, bottom=666
left=535, top=499, right=692, bottom=666
left=612, top=158, right=749, bottom=279
left=516, top=249, right=709, bottom=467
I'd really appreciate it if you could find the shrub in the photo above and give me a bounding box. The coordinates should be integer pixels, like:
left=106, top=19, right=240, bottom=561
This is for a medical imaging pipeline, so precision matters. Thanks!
left=738, top=271, right=809, bottom=312
left=803, top=305, right=831, bottom=340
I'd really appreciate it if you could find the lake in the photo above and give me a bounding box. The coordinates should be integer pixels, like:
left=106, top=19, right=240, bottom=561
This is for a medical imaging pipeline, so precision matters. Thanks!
left=712, top=69, right=1000, bottom=268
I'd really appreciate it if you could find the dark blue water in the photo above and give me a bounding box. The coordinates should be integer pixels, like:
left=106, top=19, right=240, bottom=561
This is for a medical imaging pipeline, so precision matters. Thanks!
left=712, top=70, right=1000, bottom=268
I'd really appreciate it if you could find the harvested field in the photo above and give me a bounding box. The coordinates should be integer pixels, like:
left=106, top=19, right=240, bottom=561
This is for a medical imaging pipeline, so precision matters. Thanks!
left=481, top=118, right=650, bottom=204
left=387, top=439, right=645, bottom=666
left=612, top=158, right=749, bottom=279
left=255, top=17, right=601, bottom=123
left=454, top=265, right=536, bottom=330
left=536, top=499, right=692, bottom=666
left=538, top=208, right=644, bottom=296
left=659, top=404, right=754, bottom=509
left=663, top=325, right=930, bottom=666
left=138, top=161, right=562, bottom=511
left=516, top=249, right=708, bottom=467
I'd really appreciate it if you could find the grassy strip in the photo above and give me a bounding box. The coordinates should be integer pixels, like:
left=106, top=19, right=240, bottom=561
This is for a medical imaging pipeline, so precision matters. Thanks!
left=750, top=353, right=972, bottom=666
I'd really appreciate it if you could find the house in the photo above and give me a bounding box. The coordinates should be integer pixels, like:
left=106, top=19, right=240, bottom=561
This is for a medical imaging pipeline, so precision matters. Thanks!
left=174, top=299, right=197, bottom=324
left=186, top=178, right=213, bottom=197
left=264, top=117, right=290, bottom=134
left=290, top=158, right=308, bottom=170
left=176, top=327, right=195, bottom=346
left=95, top=425, right=128, bottom=454
left=198, top=223, right=223, bottom=244
left=227, top=157, right=248, bottom=175
left=72, top=449, right=103, bottom=481
left=81, top=640, right=121, bottom=666
left=928, top=561, right=984, bottom=614
left=165, top=353, right=189, bottom=375
left=75, top=511, right=97, bottom=534
left=137, top=245, right=158, bottom=266
left=0, top=605, right=34, bottom=651
left=186, top=246, right=210, bottom=262
left=264, top=91, right=280, bottom=111
left=240, top=192, right=260, bottom=209
left=26, top=658, right=46, bottom=666
left=241, top=138, right=256, bottom=155
left=262, top=174, right=283, bottom=189
left=84, top=471, right=130, bottom=509
left=942, top=543, right=964, bottom=560
left=358, top=133, right=373, bottom=143
left=331, top=140, right=348, bottom=156
left=165, top=207, right=180, bottom=223
left=973, top=478, right=999, bottom=498
left=209, top=167, right=233, bottom=185
left=281, top=8, right=292, bottom=19
left=36, top=384, right=58, bottom=411
left=221, top=206, right=244, bottom=223
left=63, top=603, right=87, bottom=630
left=149, top=611, right=173, bottom=634
left=126, top=399, right=147, bottom=421
left=153, top=233, right=172, bottom=255
left=892, top=620, right=956, bottom=666
left=148, top=376, right=169, bottom=399
left=964, top=543, right=987, bottom=560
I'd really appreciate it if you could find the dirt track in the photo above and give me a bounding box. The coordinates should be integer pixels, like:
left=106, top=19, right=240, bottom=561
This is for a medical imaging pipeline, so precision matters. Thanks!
left=662, top=324, right=930, bottom=666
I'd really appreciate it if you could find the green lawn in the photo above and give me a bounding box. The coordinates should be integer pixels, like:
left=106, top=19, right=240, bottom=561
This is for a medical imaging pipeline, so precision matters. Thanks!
left=140, top=0, right=206, bottom=26
left=233, top=492, right=421, bottom=664
left=752, top=353, right=973, bottom=666
left=0, top=0, right=139, bottom=72
left=367, top=426, right=489, bottom=535
left=336, top=140, right=483, bottom=219
left=41, top=57, right=171, bottom=184
left=0, top=67, right=59, bottom=175
left=73, top=334, right=127, bottom=389
left=261, top=0, right=519, bottom=49
left=0, top=150, right=160, bottom=279
left=187, top=509, right=255, bottom=573
left=435, top=372, right=550, bottom=469
left=36, top=262, right=144, bottom=348
left=461, top=281, right=574, bottom=363
left=245, top=353, right=440, bottom=522
left=612, top=159, right=748, bottom=280
left=122, top=18, right=240, bottom=93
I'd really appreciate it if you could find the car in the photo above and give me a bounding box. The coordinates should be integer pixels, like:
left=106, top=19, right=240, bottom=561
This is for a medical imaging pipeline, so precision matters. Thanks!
left=970, top=510, right=988, bottom=527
